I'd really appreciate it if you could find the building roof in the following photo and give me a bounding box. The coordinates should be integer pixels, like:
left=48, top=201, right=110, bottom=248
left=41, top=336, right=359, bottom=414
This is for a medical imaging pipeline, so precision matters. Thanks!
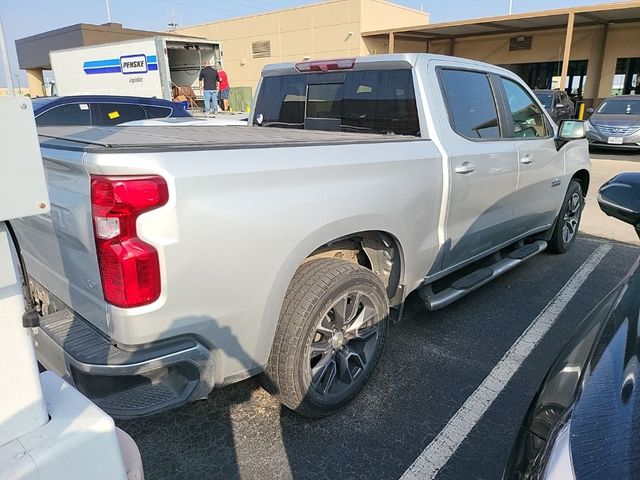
left=362, top=1, right=640, bottom=39
left=15, top=23, right=199, bottom=70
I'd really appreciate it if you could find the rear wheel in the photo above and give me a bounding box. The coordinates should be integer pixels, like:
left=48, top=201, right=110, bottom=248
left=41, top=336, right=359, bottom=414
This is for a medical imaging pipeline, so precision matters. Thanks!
left=548, top=179, right=584, bottom=253
left=263, top=258, right=389, bottom=418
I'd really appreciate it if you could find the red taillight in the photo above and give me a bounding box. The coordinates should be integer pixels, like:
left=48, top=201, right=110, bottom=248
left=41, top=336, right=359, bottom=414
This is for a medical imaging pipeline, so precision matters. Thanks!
left=295, top=58, right=356, bottom=72
left=90, top=175, right=168, bottom=308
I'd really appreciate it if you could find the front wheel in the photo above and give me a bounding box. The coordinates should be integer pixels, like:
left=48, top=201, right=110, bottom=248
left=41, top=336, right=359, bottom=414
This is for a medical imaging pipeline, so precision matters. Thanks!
left=263, top=258, right=389, bottom=418
left=548, top=179, right=584, bottom=253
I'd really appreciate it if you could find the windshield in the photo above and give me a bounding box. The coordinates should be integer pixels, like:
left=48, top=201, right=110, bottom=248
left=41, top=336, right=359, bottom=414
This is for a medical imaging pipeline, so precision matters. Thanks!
left=535, top=93, right=553, bottom=109
left=596, top=99, right=640, bottom=115
left=253, top=69, right=420, bottom=136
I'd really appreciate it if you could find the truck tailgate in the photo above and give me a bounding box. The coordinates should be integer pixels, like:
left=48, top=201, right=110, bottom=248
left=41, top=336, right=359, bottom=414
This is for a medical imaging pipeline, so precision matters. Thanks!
left=12, top=147, right=108, bottom=332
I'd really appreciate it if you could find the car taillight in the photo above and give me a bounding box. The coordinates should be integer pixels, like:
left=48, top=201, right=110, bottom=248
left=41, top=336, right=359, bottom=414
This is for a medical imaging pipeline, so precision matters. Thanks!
left=295, top=58, right=356, bottom=72
left=90, top=175, right=168, bottom=308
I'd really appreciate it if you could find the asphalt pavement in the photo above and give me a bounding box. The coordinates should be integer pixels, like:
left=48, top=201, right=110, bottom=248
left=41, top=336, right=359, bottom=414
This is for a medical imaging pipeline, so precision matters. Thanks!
left=580, top=156, right=640, bottom=246
left=120, top=235, right=640, bottom=480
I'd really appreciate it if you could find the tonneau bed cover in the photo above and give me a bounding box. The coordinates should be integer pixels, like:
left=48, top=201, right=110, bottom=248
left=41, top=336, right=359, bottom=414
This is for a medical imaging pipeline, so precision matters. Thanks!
left=38, top=125, right=420, bottom=152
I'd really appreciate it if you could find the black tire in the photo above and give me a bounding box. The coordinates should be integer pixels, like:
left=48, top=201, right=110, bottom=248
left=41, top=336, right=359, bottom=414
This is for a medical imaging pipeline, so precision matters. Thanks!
left=263, top=258, right=389, bottom=418
left=548, top=179, right=584, bottom=254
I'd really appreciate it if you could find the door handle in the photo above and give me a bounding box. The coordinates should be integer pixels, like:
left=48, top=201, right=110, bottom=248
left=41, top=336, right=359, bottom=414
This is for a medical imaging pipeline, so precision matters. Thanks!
left=454, top=162, right=476, bottom=174
left=520, top=155, right=533, bottom=165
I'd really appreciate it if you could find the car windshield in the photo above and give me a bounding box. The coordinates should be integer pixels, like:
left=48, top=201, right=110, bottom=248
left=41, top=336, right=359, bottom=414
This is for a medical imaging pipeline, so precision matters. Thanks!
left=31, top=97, right=57, bottom=111
left=535, top=93, right=553, bottom=109
left=597, top=99, right=640, bottom=115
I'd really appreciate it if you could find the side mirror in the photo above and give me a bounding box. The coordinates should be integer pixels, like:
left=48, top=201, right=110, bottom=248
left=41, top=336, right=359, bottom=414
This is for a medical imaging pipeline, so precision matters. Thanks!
left=558, top=119, right=586, bottom=140
left=598, top=173, right=640, bottom=231
left=586, top=107, right=594, bottom=115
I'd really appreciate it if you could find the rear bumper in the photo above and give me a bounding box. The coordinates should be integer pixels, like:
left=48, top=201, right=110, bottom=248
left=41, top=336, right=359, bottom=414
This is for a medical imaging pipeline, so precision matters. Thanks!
left=34, top=309, right=215, bottom=418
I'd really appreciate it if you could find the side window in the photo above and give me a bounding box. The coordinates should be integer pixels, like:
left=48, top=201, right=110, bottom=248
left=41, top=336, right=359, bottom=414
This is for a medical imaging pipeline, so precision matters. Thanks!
left=439, top=69, right=501, bottom=139
left=342, top=69, right=420, bottom=136
left=143, top=105, right=173, bottom=119
left=93, top=103, right=148, bottom=126
left=36, top=103, right=91, bottom=126
left=500, top=78, right=548, bottom=138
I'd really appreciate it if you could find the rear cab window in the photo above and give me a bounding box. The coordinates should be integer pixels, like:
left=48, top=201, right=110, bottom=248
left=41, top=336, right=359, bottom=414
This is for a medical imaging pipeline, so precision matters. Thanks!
left=253, top=69, right=420, bottom=136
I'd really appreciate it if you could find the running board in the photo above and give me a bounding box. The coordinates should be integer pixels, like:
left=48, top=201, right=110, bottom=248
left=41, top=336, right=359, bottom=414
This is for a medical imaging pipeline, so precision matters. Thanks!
left=418, top=240, right=547, bottom=311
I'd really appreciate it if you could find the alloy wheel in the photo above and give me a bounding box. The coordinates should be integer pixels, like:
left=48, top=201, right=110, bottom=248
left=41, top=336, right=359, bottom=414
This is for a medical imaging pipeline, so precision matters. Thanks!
left=562, top=192, right=582, bottom=244
left=308, top=291, right=380, bottom=397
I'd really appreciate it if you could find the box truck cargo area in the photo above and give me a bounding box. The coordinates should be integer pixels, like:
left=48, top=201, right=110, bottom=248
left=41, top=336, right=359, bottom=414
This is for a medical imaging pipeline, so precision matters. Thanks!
left=167, top=40, right=217, bottom=93
left=50, top=36, right=221, bottom=103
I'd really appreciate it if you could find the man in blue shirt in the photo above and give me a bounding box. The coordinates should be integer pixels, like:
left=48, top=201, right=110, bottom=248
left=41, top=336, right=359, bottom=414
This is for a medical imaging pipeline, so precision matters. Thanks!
left=198, top=61, right=220, bottom=117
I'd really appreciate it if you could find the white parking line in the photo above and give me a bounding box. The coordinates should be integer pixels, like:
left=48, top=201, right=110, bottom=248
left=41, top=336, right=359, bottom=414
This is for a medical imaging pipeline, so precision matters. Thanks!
left=400, top=244, right=612, bottom=480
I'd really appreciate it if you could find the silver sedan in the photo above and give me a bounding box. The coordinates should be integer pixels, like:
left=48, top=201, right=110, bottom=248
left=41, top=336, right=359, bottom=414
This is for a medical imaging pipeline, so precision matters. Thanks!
left=586, top=95, right=640, bottom=150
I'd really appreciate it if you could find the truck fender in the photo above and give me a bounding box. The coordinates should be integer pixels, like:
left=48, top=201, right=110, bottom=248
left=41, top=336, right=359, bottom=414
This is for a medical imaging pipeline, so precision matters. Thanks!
left=251, top=215, right=406, bottom=368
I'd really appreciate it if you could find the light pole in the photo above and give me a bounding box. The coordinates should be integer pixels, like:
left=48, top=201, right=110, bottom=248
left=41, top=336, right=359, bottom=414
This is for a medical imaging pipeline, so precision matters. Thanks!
left=509, top=0, right=513, bottom=15
left=0, top=17, right=14, bottom=95
left=105, top=0, right=112, bottom=23
left=14, top=74, right=21, bottom=95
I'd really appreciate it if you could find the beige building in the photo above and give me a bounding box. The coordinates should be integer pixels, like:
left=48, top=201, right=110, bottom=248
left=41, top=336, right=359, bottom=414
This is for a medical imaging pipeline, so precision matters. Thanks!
left=176, top=0, right=640, bottom=106
left=174, top=0, right=429, bottom=91
left=15, top=0, right=640, bottom=108
left=0, top=87, right=31, bottom=97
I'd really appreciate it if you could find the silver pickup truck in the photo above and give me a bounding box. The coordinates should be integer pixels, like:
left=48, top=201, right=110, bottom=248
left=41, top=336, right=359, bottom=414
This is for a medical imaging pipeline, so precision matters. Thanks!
left=12, top=54, right=590, bottom=419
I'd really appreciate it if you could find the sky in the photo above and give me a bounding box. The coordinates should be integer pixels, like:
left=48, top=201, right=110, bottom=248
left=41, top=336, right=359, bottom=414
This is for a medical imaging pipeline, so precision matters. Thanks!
left=0, top=0, right=632, bottom=87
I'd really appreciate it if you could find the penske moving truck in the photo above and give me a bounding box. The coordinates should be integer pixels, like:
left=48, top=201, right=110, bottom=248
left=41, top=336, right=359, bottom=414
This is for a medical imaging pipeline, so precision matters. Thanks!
left=50, top=36, right=221, bottom=100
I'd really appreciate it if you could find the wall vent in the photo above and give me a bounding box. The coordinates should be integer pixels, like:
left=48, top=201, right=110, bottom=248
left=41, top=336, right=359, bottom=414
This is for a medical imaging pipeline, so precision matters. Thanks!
left=509, top=35, right=533, bottom=51
left=251, top=40, right=271, bottom=58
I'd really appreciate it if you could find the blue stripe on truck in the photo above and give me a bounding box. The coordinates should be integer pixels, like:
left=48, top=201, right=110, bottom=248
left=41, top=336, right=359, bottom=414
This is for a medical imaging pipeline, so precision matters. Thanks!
left=84, top=66, right=123, bottom=75
left=83, top=55, right=158, bottom=75
left=83, top=58, right=120, bottom=68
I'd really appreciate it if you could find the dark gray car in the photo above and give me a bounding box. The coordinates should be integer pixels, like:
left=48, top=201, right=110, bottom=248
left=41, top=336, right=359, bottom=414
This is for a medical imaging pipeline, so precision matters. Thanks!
left=585, top=95, right=640, bottom=150
left=504, top=172, right=640, bottom=480
left=534, top=89, right=575, bottom=123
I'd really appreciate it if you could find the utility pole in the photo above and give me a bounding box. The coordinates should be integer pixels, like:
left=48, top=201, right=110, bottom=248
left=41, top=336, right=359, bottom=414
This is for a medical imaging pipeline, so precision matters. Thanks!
left=0, top=17, right=15, bottom=96
left=168, top=7, right=181, bottom=30
left=14, top=74, right=22, bottom=95
left=105, top=0, right=112, bottom=23
left=509, top=0, right=513, bottom=14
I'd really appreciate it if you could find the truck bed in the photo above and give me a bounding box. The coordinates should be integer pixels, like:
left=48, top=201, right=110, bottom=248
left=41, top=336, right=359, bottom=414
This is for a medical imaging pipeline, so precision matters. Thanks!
left=38, top=125, right=420, bottom=152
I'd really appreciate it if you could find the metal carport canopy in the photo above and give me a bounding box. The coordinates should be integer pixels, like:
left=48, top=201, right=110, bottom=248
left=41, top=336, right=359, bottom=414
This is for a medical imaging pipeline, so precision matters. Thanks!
left=361, top=1, right=640, bottom=40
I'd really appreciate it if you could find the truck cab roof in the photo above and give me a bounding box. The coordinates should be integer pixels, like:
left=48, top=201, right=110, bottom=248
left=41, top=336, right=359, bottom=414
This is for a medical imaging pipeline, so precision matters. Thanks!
left=260, top=53, right=515, bottom=77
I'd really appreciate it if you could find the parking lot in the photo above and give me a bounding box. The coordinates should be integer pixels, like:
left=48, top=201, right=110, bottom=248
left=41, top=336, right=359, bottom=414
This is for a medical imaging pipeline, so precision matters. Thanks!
left=119, top=153, right=640, bottom=480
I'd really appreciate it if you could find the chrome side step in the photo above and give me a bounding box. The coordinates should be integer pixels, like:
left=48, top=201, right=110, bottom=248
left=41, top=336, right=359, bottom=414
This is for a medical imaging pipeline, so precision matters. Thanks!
left=418, top=240, right=547, bottom=311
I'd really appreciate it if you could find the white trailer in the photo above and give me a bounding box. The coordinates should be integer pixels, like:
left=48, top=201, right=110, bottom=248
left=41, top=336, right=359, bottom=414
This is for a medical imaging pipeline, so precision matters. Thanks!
left=50, top=36, right=221, bottom=100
